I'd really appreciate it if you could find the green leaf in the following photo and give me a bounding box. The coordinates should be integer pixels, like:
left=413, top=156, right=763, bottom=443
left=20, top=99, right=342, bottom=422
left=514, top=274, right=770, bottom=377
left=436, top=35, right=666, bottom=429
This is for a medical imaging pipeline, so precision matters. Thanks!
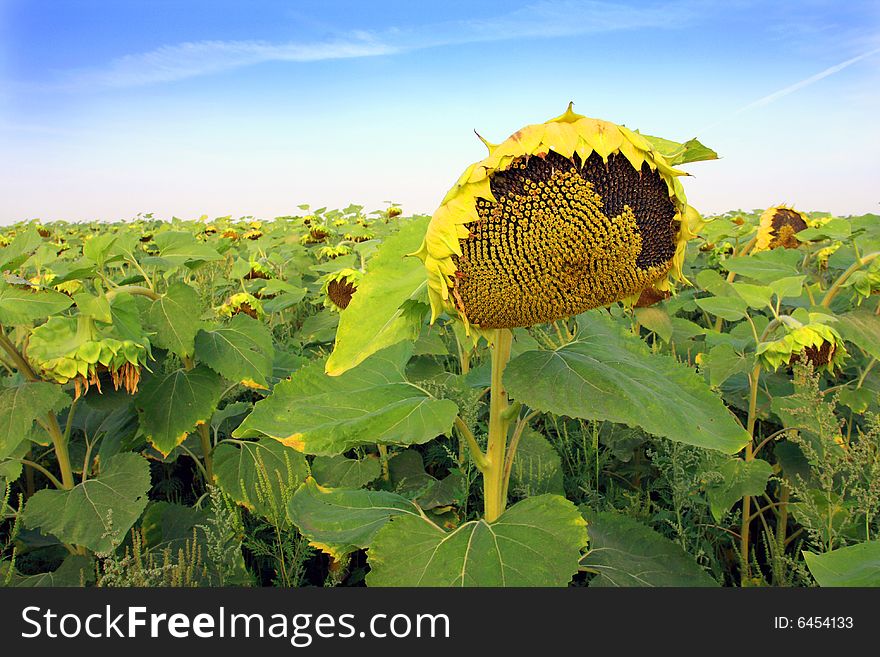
left=235, top=342, right=458, bottom=455
left=704, top=457, right=773, bottom=522
left=769, top=275, right=805, bottom=301
left=837, top=309, right=880, bottom=360
left=694, top=295, right=749, bottom=321
left=195, top=314, right=274, bottom=389
left=82, top=234, right=118, bottom=267
left=311, top=454, right=382, bottom=488
left=638, top=134, right=718, bottom=166
left=731, top=282, right=773, bottom=309
left=633, top=306, right=673, bottom=342
left=0, top=225, right=43, bottom=271
left=213, top=438, right=309, bottom=521
left=366, top=494, right=587, bottom=586
left=147, top=282, right=205, bottom=358
left=4, top=554, right=95, bottom=587
left=796, top=218, right=851, bottom=242
left=804, top=540, right=880, bottom=587
left=580, top=509, right=717, bottom=587
left=0, top=283, right=73, bottom=325
left=21, top=453, right=150, bottom=553
left=505, top=311, right=750, bottom=454
left=73, top=292, right=112, bottom=323
left=153, top=231, right=221, bottom=266
left=387, top=448, right=466, bottom=509
left=326, top=216, right=429, bottom=376
left=0, top=382, right=70, bottom=459
left=701, top=344, right=750, bottom=388
left=287, top=477, right=420, bottom=558
left=134, top=365, right=224, bottom=455
left=509, top=429, right=564, bottom=497
left=723, top=249, right=802, bottom=283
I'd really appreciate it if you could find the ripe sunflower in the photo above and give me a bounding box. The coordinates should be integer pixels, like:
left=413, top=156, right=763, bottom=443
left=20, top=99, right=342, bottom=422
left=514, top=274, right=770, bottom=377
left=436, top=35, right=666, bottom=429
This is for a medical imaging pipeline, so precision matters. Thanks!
left=754, top=205, right=809, bottom=251
left=412, top=104, right=701, bottom=331
left=322, top=268, right=362, bottom=311
left=27, top=317, right=152, bottom=398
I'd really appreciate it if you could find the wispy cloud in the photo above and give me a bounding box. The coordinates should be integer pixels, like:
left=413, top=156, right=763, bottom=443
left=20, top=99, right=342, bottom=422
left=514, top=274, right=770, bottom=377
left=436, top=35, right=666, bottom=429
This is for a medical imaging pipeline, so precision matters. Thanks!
left=62, top=36, right=397, bottom=89
left=698, top=46, right=880, bottom=134
left=48, top=0, right=699, bottom=90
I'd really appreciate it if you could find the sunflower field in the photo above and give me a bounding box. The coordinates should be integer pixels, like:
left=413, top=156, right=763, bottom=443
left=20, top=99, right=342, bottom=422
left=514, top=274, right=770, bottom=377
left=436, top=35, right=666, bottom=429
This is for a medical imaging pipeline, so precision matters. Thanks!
left=2, top=109, right=879, bottom=588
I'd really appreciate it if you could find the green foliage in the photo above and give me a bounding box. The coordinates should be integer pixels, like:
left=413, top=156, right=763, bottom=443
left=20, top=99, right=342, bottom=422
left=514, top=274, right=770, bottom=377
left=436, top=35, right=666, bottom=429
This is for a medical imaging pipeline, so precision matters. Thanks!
left=367, top=494, right=587, bottom=586
left=580, top=508, right=717, bottom=586
left=1, top=205, right=879, bottom=588
left=506, top=311, right=750, bottom=454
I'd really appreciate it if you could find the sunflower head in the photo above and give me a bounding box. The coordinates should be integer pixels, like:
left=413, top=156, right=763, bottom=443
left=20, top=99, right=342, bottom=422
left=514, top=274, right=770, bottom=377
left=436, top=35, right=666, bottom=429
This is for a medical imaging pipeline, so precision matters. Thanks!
left=218, top=292, right=264, bottom=320
left=756, top=317, right=847, bottom=373
left=27, top=317, right=152, bottom=399
left=754, top=205, right=809, bottom=251
left=322, top=268, right=362, bottom=312
left=411, top=104, right=701, bottom=331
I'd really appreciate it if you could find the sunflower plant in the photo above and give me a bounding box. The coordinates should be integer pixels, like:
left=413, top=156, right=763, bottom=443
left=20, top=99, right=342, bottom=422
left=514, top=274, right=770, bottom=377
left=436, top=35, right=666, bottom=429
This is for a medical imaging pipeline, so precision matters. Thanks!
left=231, top=107, right=762, bottom=585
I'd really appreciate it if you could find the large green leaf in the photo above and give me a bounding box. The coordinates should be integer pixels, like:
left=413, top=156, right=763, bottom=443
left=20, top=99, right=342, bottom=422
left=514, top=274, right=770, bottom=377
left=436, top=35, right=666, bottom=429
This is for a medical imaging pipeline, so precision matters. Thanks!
left=213, top=438, right=309, bottom=521
left=580, top=509, right=717, bottom=587
left=134, top=365, right=224, bottom=455
left=704, top=457, right=773, bottom=522
left=153, top=231, right=221, bottom=267
left=366, top=494, right=587, bottom=586
left=0, top=382, right=70, bottom=458
left=505, top=311, right=750, bottom=453
left=722, top=249, right=802, bottom=283
left=3, top=554, right=95, bottom=587
left=311, top=454, right=382, bottom=488
left=694, top=295, right=748, bottom=321
left=195, top=314, right=274, bottom=389
left=325, top=216, right=429, bottom=376
left=0, top=283, right=73, bottom=325
left=21, top=453, right=151, bottom=553
left=804, top=541, right=880, bottom=587
left=234, top=342, right=458, bottom=455
left=837, top=309, right=880, bottom=360
left=147, top=282, right=205, bottom=358
left=0, top=225, right=43, bottom=271
left=509, top=428, right=564, bottom=497
left=287, top=477, right=420, bottom=558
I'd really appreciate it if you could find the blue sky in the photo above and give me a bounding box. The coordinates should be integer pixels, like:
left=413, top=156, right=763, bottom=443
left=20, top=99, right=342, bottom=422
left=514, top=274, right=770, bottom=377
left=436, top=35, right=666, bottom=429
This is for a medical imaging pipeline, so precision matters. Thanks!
left=1, top=0, right=878, bottom=223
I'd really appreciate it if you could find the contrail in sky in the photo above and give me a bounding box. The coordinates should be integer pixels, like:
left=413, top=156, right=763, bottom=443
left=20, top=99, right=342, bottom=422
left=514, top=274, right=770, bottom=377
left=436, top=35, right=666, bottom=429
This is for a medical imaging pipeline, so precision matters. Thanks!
left=698, top=46, right=880, bottom=135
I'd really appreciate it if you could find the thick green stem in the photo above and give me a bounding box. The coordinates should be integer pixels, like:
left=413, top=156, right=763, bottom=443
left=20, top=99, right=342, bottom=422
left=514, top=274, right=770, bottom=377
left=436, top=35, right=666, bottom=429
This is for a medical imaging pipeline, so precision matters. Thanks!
left=183, top=355, right=214, bottom=483
left=740, top=363, right=761, bottom=585
left=197, top=423, right=214, bottom=483
left=483, top=329, right=513, bottom=523
left=821, top=252, right=880, bottom=308
left=46, top=414, right=76, bottom=490
left=106, top=285, right=162, bottom=301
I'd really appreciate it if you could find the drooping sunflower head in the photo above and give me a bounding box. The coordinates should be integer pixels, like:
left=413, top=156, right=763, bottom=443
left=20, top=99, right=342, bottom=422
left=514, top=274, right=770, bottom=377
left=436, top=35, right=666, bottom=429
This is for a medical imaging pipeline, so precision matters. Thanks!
left=754, top=205, right=809, bottom=252
left=322, top=268, right=362, bottom=311
left=756, top=318, right=847, bottom=374
left=27, top=317, right=152, bottom=399
left=412, top=104, right=701, bottom=330
left=218, top=292, right=264, bottom=319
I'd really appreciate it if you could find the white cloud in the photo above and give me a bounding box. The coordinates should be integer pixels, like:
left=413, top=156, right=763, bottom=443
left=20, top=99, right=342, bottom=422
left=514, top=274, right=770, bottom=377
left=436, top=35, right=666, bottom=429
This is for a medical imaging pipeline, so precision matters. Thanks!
left=50, top=0, right=699, bottom=90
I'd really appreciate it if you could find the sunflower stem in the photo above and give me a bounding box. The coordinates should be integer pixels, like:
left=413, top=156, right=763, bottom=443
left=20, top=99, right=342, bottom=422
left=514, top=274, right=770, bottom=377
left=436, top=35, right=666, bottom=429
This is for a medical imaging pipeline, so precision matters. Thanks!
left=484, top=329, right=513, bottom=523
left=740, top=363, right=761, bottom=585
left=821, top=252, right=880, bottom=308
